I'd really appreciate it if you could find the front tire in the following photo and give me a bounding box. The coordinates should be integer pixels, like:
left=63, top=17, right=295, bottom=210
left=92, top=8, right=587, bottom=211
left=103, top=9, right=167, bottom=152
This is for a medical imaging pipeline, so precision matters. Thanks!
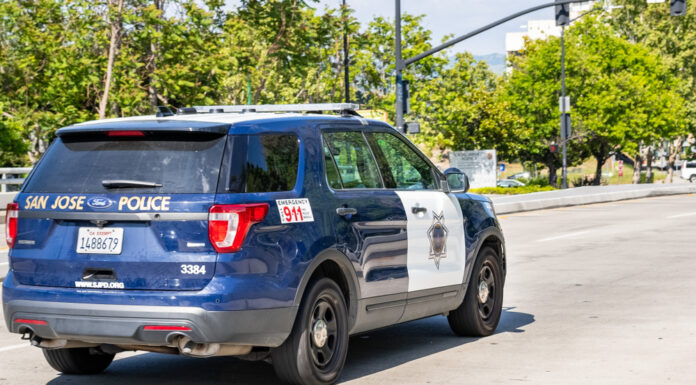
left=43, top=347, right=115, bottom=375
left=690, top=175, right=696, bottom=183
left=448, top=246, right=504, bottom=337
left=272, top=278, right=349, bottom=385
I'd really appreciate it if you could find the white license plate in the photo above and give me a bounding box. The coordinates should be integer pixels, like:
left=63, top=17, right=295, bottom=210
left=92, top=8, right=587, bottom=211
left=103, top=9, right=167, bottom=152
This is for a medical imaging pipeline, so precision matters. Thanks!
left=76, top=227, right=123, bottom=254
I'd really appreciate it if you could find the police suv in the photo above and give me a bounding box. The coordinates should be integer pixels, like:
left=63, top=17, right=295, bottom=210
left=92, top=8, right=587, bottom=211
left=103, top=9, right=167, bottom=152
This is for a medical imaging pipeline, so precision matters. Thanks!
left=2, top=104, right=506, bottom=385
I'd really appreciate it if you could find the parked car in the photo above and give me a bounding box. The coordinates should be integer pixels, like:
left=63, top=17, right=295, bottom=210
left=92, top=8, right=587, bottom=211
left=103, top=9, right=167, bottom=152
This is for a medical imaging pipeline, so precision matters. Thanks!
left=497, top=179, right=526, bottom=188
left=508, top=171, right=530, bottom=180
left=682, top=161, right=696, bottom=183
left=3, top=103, right=506, bottom=385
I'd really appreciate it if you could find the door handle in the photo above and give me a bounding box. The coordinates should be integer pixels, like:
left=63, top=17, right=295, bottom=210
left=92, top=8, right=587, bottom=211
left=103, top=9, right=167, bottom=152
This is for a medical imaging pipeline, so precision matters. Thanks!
left=411, top=206, right=427, bottom=215
left=336, top=207, right=358, bottom=216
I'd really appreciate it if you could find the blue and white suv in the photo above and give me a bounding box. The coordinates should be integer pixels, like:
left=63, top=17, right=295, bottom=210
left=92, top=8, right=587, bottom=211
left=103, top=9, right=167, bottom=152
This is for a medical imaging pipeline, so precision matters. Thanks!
left=3, top=104, right=506, bottom=385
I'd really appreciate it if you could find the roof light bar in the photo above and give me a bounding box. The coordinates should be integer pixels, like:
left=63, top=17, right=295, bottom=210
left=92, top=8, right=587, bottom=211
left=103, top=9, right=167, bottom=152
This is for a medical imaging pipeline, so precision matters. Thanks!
left=190, top=103, right=360, bottom=114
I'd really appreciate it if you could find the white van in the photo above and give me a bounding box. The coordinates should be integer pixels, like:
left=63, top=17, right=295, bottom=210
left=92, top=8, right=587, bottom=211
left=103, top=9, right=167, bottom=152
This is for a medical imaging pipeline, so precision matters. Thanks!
left=682, top=161, right=696, bottom=183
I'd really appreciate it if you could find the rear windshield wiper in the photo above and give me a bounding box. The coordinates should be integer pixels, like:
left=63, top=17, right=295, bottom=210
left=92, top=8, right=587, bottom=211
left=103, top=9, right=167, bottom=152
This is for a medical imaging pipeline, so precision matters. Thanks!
left=102, top=180, right=162, bottom=188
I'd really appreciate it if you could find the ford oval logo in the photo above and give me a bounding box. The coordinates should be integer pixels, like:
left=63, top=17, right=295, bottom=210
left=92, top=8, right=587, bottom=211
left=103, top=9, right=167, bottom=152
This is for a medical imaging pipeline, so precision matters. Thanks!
left=87, top=197, right=114, bottom=209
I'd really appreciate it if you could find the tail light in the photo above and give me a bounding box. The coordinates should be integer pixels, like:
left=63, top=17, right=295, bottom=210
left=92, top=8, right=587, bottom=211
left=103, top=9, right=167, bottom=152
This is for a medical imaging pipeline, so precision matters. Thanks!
left=208, top=204, right=269, bottom=253
left=5, top=203, right=18, bottom=248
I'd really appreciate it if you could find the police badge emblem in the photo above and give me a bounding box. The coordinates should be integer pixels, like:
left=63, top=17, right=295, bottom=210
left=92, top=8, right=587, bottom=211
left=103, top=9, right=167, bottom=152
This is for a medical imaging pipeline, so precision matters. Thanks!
left=427, top=211, right=449, bottom=269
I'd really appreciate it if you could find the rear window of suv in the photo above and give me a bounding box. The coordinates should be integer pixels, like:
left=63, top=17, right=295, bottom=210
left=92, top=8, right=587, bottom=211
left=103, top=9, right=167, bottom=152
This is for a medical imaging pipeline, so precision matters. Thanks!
left=24, top=132, right=227, bottom=194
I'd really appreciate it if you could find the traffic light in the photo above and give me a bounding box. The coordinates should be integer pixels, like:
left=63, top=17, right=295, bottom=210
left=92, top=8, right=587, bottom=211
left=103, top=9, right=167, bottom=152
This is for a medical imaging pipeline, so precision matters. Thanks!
left=671, top=0, right=687, bottom=16
left=555, top=0, right=570, bottom=26
left=550, top=144, right=559, bottom=153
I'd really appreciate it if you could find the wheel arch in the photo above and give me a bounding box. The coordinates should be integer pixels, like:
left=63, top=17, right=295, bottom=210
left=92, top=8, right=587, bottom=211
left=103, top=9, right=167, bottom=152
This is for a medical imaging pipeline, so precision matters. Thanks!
left=292, top=249, right=360, bottom=331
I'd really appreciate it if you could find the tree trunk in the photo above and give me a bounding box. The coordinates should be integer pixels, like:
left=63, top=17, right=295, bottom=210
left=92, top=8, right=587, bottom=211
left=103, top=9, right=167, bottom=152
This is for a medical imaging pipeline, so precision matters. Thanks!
left=146, top=0, right=165, bottom=109
left=667, top=136, right=684, bottom=183
left=98, top=0, right=124, bottom=119
left=547, top=163, right=558, bottom=187
left=594, top=155, right=605, bottom=185
left=632, top=152, right=643, bottom=184
left=645, top=145, right=653, bottom=183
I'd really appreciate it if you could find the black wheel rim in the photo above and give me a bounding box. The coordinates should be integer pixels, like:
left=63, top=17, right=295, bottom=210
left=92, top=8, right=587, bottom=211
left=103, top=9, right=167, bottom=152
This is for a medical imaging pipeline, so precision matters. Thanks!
left=308, top=296, right=338, bottom=369
left=477, top=262, right=496, bottom=320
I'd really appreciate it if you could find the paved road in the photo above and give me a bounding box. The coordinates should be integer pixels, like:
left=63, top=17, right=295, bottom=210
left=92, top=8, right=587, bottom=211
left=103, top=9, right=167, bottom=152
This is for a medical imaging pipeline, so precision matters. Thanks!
left=1, top=195, right=695, bottom=384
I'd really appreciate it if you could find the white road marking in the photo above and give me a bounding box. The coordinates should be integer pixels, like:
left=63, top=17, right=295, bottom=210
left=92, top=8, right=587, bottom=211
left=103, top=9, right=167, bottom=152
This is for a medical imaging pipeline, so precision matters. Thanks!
left=667, top=212, right=696, bottom=219
left=0, top=343, right=29, bottom=353
left=535, top=230, right=593, bottom=243
left=0, top=262, right=8, bottom=267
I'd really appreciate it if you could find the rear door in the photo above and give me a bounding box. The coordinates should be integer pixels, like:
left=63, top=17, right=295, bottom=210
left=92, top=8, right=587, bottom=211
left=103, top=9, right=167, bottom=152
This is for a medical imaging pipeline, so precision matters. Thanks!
left=12, top=127, right=228, bottom=291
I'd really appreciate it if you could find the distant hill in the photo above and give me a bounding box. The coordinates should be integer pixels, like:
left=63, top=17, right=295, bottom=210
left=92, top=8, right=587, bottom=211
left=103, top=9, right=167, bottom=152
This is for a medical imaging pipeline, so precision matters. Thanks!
left=473, top=53, right=506, bottom=76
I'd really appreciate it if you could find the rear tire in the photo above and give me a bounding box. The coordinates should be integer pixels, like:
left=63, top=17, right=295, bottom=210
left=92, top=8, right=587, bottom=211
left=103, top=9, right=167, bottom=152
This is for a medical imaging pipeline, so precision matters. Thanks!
left=448, top=246, right=504, bottom=337
left=690, top=175, right=696, bottom=183
left=272, top=278, right=349, bottom=385
left=43, top=347, right=115, bottom=375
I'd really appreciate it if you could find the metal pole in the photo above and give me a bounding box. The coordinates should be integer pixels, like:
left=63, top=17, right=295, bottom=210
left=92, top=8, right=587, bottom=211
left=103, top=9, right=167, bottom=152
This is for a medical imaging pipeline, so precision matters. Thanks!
left=246, top=77, right=252, bottom=105
left=343, top=0, right=350, bottom=103
left=395, top=0, right=404, bottom=130
left=561, top=26, right=568, bottom=189
left=404, top=0, right=589, bottom=67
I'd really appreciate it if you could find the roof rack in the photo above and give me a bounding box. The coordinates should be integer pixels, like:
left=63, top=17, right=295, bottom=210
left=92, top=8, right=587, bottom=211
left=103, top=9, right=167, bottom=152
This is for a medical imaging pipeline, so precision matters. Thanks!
left=188, top=103, right=361, bottom=116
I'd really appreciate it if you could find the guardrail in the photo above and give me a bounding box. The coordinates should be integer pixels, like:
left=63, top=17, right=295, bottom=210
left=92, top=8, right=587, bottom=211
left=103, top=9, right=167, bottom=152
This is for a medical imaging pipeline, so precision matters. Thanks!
left=0, top=167, right=32, bottom=193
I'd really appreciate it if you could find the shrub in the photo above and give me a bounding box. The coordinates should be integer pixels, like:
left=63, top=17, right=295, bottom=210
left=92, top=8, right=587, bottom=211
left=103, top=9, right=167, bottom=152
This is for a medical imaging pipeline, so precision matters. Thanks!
left=470, top=185, right=556, bottom=195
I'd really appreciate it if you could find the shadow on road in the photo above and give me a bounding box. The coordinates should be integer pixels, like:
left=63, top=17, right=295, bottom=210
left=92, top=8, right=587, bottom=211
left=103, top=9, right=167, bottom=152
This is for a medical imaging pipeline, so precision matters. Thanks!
left=45, top=309, right=533, bottom=385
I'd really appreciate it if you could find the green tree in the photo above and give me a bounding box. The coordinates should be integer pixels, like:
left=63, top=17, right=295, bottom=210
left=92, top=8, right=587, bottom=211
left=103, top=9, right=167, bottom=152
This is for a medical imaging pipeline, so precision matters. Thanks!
left=609, top=0, right=696, bottom=181
left=505, top=17, right=684, bottom=185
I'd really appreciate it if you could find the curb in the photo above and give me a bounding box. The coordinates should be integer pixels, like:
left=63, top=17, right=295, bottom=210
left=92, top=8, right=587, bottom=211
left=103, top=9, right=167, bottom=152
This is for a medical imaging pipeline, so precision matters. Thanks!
left=490, top=184, right=696, bottom=215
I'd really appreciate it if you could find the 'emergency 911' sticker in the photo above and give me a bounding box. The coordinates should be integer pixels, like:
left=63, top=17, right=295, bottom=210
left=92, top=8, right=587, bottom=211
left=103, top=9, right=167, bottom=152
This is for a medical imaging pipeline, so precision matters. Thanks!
left=277, top=199, right=314, bottom=224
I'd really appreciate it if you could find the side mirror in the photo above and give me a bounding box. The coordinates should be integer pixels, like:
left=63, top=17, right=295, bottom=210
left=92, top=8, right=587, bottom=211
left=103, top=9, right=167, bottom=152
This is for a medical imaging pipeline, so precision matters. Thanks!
left=444, top=167, right=469, bottom=193
left=404, top=122, right=420, bottom=134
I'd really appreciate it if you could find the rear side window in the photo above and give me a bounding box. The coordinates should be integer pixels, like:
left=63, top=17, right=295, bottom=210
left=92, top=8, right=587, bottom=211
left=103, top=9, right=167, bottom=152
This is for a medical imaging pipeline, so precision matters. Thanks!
left=24, top=132, right=226, bottom=194
left=223, top=134, right=300, bottom=193
left=323, top=131, right=383, bottom=189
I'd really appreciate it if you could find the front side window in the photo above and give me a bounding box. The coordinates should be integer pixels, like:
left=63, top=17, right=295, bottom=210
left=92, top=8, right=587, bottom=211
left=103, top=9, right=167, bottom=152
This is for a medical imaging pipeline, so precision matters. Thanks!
left=323, top=131, right=383, bottom=189
left=366, top=132, right=436, bottom=190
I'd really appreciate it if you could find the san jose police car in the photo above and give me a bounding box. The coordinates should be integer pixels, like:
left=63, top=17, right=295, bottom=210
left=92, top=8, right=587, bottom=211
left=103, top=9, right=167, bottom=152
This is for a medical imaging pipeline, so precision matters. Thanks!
left=2, top=103, right=506, bottom=385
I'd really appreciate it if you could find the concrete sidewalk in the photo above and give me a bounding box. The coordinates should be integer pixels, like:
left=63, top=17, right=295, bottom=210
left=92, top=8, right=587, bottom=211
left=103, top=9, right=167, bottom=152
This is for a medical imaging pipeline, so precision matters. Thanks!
left=489, top=182, right=696, bottom=214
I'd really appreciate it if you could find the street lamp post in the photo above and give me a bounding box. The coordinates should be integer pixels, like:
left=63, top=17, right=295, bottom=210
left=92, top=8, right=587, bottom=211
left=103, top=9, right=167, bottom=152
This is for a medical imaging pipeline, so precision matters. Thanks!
left=395, top=0, right=404, bottom=130
left=343, top=0, right=350, bottom=103
left=561, top=25, right=568, bottom=189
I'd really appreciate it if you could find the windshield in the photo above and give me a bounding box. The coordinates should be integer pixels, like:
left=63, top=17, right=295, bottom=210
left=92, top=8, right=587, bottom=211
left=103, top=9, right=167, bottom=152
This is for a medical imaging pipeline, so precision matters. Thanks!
left=24, top=132, right=227, bottom=194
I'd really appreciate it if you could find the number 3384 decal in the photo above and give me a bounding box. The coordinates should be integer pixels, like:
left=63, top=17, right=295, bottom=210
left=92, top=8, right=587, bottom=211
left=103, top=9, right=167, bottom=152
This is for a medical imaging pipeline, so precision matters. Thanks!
left=180, top=264, right=206, bottom=275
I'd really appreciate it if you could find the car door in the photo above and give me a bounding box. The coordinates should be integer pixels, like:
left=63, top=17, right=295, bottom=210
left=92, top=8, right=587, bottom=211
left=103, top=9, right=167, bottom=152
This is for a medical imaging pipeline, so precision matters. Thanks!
left=322, top=129, right=408, bottom=333
left=364, top=130, right=466, bottom=320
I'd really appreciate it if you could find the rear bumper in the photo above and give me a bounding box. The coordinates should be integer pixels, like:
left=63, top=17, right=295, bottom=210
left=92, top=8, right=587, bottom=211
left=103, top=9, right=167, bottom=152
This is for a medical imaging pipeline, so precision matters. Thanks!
left=3, top=300, right=296, bottom=347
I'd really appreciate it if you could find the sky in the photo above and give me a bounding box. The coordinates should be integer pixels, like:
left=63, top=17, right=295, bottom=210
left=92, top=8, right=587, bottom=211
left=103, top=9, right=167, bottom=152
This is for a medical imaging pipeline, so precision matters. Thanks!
left=225, top=1, right=559, bottom=56
left=315, top=0, right=556, bottom=55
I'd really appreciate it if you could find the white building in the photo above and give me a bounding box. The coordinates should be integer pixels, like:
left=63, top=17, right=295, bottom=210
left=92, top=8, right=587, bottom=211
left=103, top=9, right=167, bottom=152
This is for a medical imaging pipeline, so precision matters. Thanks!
left=570, top=1, right=597, bottom=20
left=505, top=1, right=600, bottom=62
left=505, top=19, right=562, bottom=56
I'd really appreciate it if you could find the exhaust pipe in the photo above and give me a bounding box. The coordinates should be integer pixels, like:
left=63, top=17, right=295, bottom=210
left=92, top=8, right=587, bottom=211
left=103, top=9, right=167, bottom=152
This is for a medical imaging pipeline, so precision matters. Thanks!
left=30, top=335, right=97, bottom=349
left=176, top=336, right=251, bottom=357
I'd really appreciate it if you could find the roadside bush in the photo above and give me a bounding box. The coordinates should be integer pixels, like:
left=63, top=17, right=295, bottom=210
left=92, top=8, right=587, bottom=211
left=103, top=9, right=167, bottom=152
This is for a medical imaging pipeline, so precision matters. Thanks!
left=520, top=177, right=549, bottom=187
left=470, top=185, right=556, bottom=195
left=572, top=175, right=608, bottom=187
